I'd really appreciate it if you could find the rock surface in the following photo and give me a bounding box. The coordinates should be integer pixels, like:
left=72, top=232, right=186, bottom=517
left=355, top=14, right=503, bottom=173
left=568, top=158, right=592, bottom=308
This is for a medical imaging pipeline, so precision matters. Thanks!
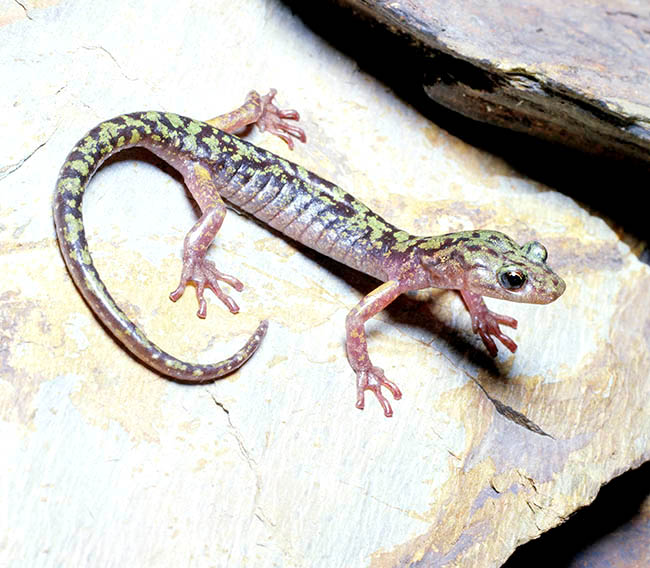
left=2, top=1, right=649, bottom=567
left=337, top=0, right=650, bottom=163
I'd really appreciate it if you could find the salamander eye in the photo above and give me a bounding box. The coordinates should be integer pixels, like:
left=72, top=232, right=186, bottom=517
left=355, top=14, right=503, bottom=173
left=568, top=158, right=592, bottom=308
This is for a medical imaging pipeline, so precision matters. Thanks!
left=499, top=269, right=527, bottom=290
left=522, top=241, right=548, bottom=263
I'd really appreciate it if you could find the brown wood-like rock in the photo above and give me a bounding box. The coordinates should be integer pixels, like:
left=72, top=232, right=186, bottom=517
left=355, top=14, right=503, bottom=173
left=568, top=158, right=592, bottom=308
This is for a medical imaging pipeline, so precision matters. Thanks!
left=338, top=0, right=650, bottom=162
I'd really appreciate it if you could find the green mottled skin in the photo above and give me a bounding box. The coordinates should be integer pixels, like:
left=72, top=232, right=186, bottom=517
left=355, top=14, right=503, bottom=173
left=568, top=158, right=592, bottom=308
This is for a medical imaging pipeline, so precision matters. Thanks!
left=53, top=90, right=566, bottom=416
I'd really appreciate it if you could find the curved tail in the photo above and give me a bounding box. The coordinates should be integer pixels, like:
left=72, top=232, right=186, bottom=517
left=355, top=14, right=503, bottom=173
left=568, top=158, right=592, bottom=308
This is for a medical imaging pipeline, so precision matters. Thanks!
left=53, top=115, right=267, bottom=382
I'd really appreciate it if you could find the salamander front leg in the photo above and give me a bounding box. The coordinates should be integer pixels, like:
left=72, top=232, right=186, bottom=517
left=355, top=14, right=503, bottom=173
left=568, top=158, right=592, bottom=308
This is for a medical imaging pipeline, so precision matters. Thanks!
left=460, top=290, right=518, bottom=356
left=345, top=280, right=405, bottom=417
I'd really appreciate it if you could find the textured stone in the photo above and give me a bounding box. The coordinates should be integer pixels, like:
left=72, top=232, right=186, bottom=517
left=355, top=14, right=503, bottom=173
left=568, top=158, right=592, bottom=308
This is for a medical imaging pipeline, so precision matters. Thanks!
left=2, top=1, right=649, bottom=567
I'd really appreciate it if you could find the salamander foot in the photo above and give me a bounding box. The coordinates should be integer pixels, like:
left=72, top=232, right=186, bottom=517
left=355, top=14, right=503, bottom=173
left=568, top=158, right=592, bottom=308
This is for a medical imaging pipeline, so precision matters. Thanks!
left=170, top=257, right=244, bottom=319
left=470, top=309, right=518, bottom=356
left=355, top=365, right=402, bottom=418
left=255, top=88, right=307, bottom=150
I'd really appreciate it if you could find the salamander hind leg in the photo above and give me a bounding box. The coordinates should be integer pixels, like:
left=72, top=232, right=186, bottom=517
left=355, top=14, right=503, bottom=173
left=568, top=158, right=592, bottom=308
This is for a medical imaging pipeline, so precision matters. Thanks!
left=169, top=255, right=244, bottom=319
left=169, top=163, right=245, bottom=319
left=206, top=89, right=306, bottom=149
left=253, top=89, right=307, bottom=150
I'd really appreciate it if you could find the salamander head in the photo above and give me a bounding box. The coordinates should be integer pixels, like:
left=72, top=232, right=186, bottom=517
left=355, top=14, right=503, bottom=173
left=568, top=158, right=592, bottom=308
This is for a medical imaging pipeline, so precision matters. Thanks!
left=419, top=230, right=565, bottom=304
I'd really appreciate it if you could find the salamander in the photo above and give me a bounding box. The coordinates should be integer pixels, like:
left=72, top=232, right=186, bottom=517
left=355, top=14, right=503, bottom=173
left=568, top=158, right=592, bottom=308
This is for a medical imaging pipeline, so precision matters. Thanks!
left=53, top=89, right=566, bottom=417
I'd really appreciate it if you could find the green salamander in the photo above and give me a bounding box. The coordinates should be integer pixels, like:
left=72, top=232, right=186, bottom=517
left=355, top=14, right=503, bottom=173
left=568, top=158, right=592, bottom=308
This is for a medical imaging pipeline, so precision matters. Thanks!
left=53, top=89, right=565, bottom=417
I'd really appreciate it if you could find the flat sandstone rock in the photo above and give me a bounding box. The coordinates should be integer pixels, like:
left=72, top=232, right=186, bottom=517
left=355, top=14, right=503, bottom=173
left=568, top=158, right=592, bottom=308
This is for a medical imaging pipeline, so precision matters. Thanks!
left=2, top=1, right=650, bottom=567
